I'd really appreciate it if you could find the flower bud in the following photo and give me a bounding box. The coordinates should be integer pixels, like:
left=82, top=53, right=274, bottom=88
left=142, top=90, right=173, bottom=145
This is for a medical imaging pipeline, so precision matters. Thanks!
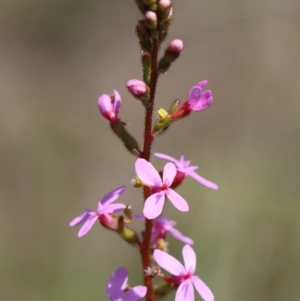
left=166, top=39, right=183, bottom=60
left=136, top=20, right=149, bottom=40
left=158, top=39, right=184, bottom=73
left=144, top=11, right=157, bottom=29
left=126, top=79, right=148, bottom=98
left=158, top=0, right=172, bottom=11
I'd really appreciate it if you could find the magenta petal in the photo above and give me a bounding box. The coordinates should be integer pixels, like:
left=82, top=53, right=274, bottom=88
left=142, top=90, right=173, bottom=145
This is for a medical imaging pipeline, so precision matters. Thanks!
left=168, top=227, right=194, bottom=245
left=78, top=215, right=99, bottom=237
left=175, top=281, right=194, bottom=301
left=98, top=94, right=112, bottom=115
left=113, top=90, right=122, bottom=114
left=188, top=86, right=202, bottom=105
left=166, top=189, right=189, bottom=212
left=182, top=245, right=196, bottom=274
left=101, top=203, right=126, bottom=214
left=69, top=210, right=90, bottom=227
left=189, top=172, right=218, bottom=190
left=122, top=286, right=147, bottom=301
left=154, top=153, right=177, bottom=163
left=143, top=192, right=165, bottom=219
left=192, top=91, right=213, bottom=111
left=107, top=267, right=128, bottom=300
left=196, top=80, right=208, bottom=89
left=101, top=186, right=126, bottom=205
left=162, top=162, right=177, bottom=186
left=135, top=158, right=162, bottom=187
left=192, top=277, right=214, bottom=301
left=153, top=249, right=185, bottom=276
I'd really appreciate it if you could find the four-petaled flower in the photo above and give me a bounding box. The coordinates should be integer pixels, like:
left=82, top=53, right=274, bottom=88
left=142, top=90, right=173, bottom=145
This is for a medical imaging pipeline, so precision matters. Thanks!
left=155, top=153, right=218, bottom=190
left=135, top=158, right=189, bottom=219
left=98, top=90, right=122, bottom=123
left=107, top=267, right=147, bottom=301
left=134, top=214, right=193, bottom=245
left=69, top=186, right=126, bottom=237
left=187, top=80, right=213, bottom=112
left=154, top=245, right=214, bottom=301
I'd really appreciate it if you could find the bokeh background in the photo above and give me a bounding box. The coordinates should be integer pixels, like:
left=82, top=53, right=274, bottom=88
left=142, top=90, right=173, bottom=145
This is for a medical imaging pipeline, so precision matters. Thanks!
left=1, top=0, right=300, bottom=300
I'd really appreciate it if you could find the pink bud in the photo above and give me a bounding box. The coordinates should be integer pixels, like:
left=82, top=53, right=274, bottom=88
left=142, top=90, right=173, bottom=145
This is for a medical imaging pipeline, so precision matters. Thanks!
left=144, top=11, right=157, bottom=28
left=158, top=0, right=172, bottom=11
left=126, top=79, right=148, bottom=98
left=167, top=39, right=184, bottom=55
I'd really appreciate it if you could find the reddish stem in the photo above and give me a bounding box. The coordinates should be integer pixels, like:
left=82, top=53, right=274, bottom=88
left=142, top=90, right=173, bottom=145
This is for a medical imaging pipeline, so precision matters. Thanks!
left=140, top=40, right=160, bottom=301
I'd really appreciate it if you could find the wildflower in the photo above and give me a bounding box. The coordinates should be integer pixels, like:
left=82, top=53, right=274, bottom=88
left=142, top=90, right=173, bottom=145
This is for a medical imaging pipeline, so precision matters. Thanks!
left=134, top=215, right=193, bottom=245
left=135, top=158, right=188, bottom=219
left=186, top=81, right=213, bottom=112
left=154, top=245, right=214, bottom=301
left=107, top=267, right=147, bottom=301
left=169, top=81, right=213, bottom=119
left=98, top=90, right=122, bottom=123
left=69, top=186, right=126, bottom=237
left=154, top=153, right=218, bottom=190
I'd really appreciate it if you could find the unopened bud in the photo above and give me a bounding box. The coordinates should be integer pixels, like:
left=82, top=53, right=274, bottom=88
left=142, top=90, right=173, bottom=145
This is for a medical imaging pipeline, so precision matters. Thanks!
left=166, top=39, right=184, bottom=60
left=126, top=79, right=148, bottom=98
left=158, top=0, right=172, bottom=11
left=158, top=39, right=183, bottom=73
left=136, top=20, right=149, bottom=40
left=144, top=11, right=157, bottom=29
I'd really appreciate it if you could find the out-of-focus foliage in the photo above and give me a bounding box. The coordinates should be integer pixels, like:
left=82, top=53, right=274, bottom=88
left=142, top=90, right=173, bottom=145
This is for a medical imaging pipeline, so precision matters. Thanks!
left=0, top=1, right=300, bottom=301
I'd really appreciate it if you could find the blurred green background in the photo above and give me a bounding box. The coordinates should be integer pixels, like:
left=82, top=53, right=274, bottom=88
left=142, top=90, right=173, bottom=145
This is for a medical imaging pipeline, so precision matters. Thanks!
left=1, top=0, right=300, bottom=300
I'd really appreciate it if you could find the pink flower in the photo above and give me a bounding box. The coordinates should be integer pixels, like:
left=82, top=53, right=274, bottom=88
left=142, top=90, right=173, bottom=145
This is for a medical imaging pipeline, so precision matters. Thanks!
left=134, top=215, right=193, bottom=245
left=154, top=153, right=218, bottom=190
left=187, top=81, right=213, bottom=112
left=98, top=90, right=122, bottom=123
left=107, top=267, right=147, bottom=301
left=154, top=245, right=214, bottom=301
left=69, top=186, right=126, bottom=237
left=135, top=158, right=189, bottom=219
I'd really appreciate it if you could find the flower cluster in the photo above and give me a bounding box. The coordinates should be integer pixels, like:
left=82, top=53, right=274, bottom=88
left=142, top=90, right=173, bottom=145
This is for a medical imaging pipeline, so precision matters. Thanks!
left=69, top=1, right=218, bottom=301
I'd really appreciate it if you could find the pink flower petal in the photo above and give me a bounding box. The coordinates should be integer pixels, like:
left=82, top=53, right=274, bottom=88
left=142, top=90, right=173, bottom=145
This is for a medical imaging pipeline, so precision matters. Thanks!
left=154, top=153, right=177, bottom=163
left=112, top=90, right=121, bottom=114
left=168, top=227, right=194, bottom=245
left=196, top=80, right=208, bottom=89
left=162, top=162, right=177, bottom=186
left=101, top=203, right=126, bottom=214
left=98, top=94, right=113, bottom=115
left=143, top=192, right=165, bottom=219
left=166, top=189, right=189, bottom=212
left=122, top=286, right=147, bottom=301
left=189, top=172, right=218, bottom=190
left=192, top=277, right=214, bottom=301
left=69, top=211, right=90, bottom=227
left=175, top=281, right=194, bottom=301
left=153, top=249, right=185, bottom=276
left=135, top=158, right=162, bottom=187
left=101, top=186, right=126, bottom=205
left=191, top=91, right=213, bottom=111
left=182, top=245, right=196, bottom=274
left=78, top=215, right=99, bottom=237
